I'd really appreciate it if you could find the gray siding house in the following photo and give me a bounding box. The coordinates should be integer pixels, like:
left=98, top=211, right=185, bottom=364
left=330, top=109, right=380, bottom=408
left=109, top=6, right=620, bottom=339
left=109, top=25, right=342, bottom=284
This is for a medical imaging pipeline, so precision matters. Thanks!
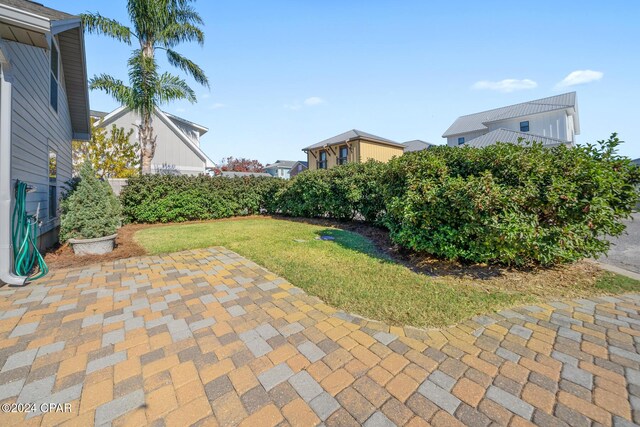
left=0, top=0, right=90, bottom=256
left=265, top=160, right=296, bottom=179
left=94, top=107, right=214, bottom=175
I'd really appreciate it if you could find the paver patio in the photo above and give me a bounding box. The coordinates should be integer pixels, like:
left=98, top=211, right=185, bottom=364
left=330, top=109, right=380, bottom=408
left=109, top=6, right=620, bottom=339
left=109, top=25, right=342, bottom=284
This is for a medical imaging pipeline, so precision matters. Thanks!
left=0, top=247, right=639, bottom=426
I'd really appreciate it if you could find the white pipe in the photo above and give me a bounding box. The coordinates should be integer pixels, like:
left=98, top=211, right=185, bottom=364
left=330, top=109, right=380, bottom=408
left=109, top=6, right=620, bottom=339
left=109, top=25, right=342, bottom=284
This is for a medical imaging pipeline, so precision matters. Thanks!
left=0, top=62, right=27, bottom=286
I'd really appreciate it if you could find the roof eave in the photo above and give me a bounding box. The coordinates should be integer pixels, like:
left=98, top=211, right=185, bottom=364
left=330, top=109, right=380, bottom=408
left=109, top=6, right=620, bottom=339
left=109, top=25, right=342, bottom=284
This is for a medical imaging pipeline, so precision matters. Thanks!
left=0, top=3, right=50, bottom=34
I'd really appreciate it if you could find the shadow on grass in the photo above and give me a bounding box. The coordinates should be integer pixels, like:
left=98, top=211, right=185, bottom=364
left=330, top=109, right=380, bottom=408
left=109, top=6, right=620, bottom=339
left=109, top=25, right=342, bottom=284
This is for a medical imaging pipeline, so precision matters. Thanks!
left=280, top=216, right=521, bottom=280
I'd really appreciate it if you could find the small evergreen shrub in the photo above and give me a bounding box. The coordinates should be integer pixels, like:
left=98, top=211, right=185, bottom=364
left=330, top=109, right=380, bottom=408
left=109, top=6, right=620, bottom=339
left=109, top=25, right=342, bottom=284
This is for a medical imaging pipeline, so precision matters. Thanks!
left=60, top=162, right=121, bottom=241
left=120, top=174, right=286, bottom=223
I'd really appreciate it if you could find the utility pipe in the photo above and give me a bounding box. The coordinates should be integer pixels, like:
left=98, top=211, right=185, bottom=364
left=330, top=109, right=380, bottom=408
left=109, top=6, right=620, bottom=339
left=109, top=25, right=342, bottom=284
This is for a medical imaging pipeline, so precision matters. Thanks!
left=0, top=62, right=27, bottom=286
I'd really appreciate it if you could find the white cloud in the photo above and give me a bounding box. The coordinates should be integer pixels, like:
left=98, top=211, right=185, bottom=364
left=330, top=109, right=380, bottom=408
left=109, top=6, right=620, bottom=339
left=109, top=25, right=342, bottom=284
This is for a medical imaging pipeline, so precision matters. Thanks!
left=555, top=70, right=603, bottom=88
left=471, top=78, right=538, bottom=93
left=303, top=96, right=325, bottom=106
left=209, top=103, right=225, bottom=110
left=176, top=107, right=186, bottom=113
left=285, top=96, right=325, bottom=110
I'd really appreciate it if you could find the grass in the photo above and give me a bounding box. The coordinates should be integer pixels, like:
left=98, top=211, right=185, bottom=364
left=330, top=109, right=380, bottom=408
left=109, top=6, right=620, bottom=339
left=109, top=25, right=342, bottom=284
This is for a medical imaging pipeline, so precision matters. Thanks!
left=134, top=218, right=640, bottom=328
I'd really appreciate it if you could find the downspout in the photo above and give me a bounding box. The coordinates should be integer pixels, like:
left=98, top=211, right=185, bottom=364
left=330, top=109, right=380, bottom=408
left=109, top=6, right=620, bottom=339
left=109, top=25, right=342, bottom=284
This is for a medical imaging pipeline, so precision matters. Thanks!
left=0, top=61, right=27, bottom=286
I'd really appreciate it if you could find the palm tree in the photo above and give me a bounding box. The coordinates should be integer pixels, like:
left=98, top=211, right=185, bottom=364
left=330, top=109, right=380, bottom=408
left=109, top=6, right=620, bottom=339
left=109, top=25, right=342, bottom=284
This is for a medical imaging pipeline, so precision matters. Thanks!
left=82, top=0, right=209, bottom=174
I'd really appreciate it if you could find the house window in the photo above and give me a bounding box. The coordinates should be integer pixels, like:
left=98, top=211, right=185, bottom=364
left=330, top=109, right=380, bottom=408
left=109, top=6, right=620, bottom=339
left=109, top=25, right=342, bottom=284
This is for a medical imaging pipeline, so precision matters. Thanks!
left=48, top=149, right=57, bottom=218
left=520, top=121, right=530, bottom=132
left=317, top=151, right=327, bottom=169
left=458, top=137, right=465, bottom=145
left=50, top=40, right=59, bottom=112
left=338, top=146, right=348, bottom=165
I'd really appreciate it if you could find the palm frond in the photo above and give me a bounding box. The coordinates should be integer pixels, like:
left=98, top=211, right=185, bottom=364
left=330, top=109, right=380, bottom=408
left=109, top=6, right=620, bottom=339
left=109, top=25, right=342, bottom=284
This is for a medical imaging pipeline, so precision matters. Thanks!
left=89, top=75, right=133, bottom=107
left=155, top=73, right=196, bottom=104
left=127, top=50, right=158, bottom=115
left=159, top=23, right=205, bottom=47
left=174, top=5, right=204, bottom=26
left=166, top=49, right=209, bottom=87
left=81, top=13, right=132, bottom=44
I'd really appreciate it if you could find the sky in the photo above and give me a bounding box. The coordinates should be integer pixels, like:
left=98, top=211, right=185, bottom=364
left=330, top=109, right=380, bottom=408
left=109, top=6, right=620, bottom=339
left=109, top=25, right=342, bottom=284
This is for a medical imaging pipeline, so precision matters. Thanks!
left=48, top=0, right=640, bottom=163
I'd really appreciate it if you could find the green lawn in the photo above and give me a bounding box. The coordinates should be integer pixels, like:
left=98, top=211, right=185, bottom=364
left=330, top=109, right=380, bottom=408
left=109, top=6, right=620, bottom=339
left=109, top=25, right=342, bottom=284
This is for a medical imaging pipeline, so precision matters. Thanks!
left=135, top=218, right=536, bottom=327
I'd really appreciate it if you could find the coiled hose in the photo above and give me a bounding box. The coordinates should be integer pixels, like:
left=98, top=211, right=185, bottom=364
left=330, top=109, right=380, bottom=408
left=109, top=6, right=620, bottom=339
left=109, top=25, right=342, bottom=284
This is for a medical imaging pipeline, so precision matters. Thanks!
left=12, top=181, right=48, bottom=281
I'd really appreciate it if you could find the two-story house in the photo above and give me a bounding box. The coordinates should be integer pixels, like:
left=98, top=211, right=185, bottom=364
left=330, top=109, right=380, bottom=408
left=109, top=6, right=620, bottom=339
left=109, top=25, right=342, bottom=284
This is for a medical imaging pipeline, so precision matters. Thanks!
left=443, top=92, right=580, bottom=148
left=303, top=129, right=405, bottom=171
left=93, top=107, right=215, bottom=175
left=264, top=160, right=296, bottom=179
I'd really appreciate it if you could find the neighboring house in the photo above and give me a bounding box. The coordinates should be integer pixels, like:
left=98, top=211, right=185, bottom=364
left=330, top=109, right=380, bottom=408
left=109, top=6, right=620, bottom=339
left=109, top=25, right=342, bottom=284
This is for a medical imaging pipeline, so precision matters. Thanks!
left=303, top=129, right=405, bottom=171
left=265, top=160, right=296, bottom=179
left=289, top=161, right=308, bottom=178
left=443, top=92, right=580, bottom=148
left=0, top=0, right=90, bottom=253
left=219, top=171, right=272, bottom=178
left=92, top=107, right=214, bottom=175
left=403, top=140, right=434, bottom=153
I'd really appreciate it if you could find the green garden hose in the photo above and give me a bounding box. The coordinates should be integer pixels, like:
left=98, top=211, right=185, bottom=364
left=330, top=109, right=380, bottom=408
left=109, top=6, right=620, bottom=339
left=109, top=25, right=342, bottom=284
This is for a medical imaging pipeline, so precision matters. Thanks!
left=12, top=181, right=48, bottom=281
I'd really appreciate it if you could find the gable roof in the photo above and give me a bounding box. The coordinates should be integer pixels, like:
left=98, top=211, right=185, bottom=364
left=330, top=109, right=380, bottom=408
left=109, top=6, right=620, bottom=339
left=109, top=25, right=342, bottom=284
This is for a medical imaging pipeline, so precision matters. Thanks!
left=0, top=0, right=91, bottom=140
left=303, top=129, right=403, bottom=151
left=164, top=111, right=208, bottom=136
left=464, top=128, right=571, bottom=148
left=403, top=140, right=434, bottom=152
left=265, top=160, right=296, bottom=169
left=291, top=161, right=308, bottom=169
left=443, top=92, right=578, bottom=137
left=97, top=106, right=214, bottom=168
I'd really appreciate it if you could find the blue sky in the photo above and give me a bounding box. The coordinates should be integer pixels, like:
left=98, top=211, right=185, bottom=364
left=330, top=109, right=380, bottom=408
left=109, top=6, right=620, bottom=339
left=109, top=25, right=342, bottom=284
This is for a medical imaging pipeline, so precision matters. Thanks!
left=50, top=0, right=640, bottom=163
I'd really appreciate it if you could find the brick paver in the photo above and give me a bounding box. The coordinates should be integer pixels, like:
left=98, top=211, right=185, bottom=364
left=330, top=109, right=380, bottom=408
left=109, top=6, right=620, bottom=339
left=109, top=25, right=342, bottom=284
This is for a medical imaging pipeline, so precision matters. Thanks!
left=1, top=247, right=640, bottom=426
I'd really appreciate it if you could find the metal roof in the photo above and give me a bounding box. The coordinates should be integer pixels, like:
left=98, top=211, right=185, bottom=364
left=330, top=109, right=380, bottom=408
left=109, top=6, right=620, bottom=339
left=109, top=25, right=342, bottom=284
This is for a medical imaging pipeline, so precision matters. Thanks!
left=265, top=160, right=297, bottom=169
left=0, top=0, right=74, bottom=21
left=443, top=92, right=577, bottom=137
left=220, top=171, right=273, bottom=178
left=464, top=128, right=572, bottom=148
left=302, top=129, right=402, bottom=151
left=403, top=140, right=434, bottom=152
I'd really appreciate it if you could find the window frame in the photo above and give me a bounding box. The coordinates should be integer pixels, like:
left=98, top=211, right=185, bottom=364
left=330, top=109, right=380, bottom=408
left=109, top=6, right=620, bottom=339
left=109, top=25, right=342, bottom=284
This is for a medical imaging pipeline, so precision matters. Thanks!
left=520, top=121, right=530, bottom=132
left=317, top=150, right=328, bottom=169
left=337, top=145, right=348, bottom=165
left=457, top=137, right=465, bottom=145
left=49, top=37, right=60, bottom=113
left=48, top=146, right=58, bottom=219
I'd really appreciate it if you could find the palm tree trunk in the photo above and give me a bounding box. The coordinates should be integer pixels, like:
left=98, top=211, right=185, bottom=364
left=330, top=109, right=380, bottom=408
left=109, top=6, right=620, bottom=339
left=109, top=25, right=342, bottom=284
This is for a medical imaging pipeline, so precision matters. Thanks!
left=140, top=40, right=156, bottom=175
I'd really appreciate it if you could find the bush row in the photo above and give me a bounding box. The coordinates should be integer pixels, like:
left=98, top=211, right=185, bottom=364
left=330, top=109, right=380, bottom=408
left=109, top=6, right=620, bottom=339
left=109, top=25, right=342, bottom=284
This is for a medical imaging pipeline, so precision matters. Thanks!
left=119, top=134, right=640, bottom=266
left=120, top=175, right=285, bottom=223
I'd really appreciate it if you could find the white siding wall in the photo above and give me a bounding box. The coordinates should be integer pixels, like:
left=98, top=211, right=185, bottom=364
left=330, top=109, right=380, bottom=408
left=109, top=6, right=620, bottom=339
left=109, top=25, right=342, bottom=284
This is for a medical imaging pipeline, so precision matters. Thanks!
left=488, top=110, right=570, bottom=141
left=446, top=130, right=486, bottom=147
left=105, top=110, right=206, bottom=175
left=6, top=38, right=73, bottom=239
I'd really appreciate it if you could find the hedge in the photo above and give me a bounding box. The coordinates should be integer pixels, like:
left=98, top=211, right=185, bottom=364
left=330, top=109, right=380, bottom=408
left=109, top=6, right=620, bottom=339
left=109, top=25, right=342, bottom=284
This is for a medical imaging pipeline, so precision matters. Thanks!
left=274, top=161, right=386, bottom=222
left=380, top=134, right=640, bottom=266
left=120, top=175, right=285, bottom=223
left=119, top=134, right=639, bottom=266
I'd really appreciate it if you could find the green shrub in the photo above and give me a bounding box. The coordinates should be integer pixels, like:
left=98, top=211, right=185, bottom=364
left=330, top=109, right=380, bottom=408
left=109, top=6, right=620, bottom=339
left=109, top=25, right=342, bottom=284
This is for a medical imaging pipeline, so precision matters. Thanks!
left=120, top=174, right=286, bottom=223
left=273, top=161, right=386, bottom=222
left=60, top=162, right=121, bottom=241
left=382, top=134, right=640, bottom=266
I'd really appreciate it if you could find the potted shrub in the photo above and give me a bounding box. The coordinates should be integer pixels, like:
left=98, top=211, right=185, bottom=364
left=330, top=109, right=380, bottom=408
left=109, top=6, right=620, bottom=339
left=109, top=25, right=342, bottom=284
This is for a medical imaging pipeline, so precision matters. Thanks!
left=60, top=162, right=121, bottom=255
